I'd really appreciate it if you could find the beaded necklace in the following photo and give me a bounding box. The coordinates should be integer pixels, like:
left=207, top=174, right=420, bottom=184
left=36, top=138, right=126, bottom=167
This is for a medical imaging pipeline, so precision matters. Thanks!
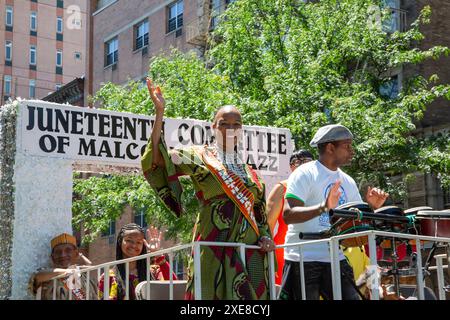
left=213, top=143, right=248, bottom=183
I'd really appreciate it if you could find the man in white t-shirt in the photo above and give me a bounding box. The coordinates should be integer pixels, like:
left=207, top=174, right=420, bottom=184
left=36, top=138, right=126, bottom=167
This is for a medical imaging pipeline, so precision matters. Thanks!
left=278, top=124, right=388, bottom=300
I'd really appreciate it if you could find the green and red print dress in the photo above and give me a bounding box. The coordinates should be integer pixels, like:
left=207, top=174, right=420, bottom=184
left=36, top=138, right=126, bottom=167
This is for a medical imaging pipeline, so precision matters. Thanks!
left=141, top=139, right=272, bottom=300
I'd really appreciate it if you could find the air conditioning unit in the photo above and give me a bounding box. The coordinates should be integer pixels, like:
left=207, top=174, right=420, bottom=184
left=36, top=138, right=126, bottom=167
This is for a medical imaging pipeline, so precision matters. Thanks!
left=142, top=46, right=148, bottom=56
left=112, top=63, right=117, bottom=71
left=175, top=28, right=182, bottom=38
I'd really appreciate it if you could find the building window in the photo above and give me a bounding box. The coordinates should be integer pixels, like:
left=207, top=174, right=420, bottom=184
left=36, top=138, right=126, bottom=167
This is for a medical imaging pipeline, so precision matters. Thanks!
left=4, top=75, right=12, bottom=96
left=57, top=17, right=63, bottom=34
left=382, top=0, right=406, bottom=33
left=56, top=50, right=63, bottom=67
left=30, top=46, right=37, bottom=65
left=105, top=38, right=118, bottom=66
left=6, top=6, right=13, bottom=27
left=134, top=20, right=149, bottom=50
left=5, top=41, right=12, bottom=61
left=55, top=83, right=62, bottom=91
left=30, top=12, right=37, bottom=31
left=57, top=0, right=64, bottom=9
left=29, top=80, right=36, bottom=98
left=168, top=0, right=183, bottom=33
left=134, top=210, right=148, bottom=229
left=210, top=0, right=223, bottom=30
left=101, top=220, right=116, bottom=237
left=96, top=0, right=116, bottom=11
left=379, top=73, right=401, bottom=99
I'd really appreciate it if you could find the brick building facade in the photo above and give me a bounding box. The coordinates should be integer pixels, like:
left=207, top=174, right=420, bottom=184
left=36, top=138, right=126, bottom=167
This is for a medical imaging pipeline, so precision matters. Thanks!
left=89, top=0, right=207, bottom=98
left=0, top=0, right=87, bottom=102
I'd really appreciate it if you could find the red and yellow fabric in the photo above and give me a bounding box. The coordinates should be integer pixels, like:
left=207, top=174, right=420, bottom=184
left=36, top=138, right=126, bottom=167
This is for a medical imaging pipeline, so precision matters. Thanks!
left=98, top=255, right=178, bottom=300
left=97, top=257, right=176, bottom=300
left=98, top=268, right=140, bottom=300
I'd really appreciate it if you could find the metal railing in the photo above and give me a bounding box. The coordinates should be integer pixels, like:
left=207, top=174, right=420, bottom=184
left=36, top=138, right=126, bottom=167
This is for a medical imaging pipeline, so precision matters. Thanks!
left=41, top=230, right=450, bottom=300
left=276, top=230, right=450, bottom=300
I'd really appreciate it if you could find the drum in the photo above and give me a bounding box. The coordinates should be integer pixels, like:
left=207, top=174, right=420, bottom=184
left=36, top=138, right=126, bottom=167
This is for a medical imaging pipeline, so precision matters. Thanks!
left=404, top=206, right=433, bottom=215
left=374, top=206, right=406, bottom=249
left=380, top=267, right=417, bottom=286
left=403, top=206, right=433, bottom=245
left=374, top=206, right=405, bottom=232
left=383, top=284, right=437, bottom=300
left=416, top=210, right=450, bottom=238
left=331, top=201, right=374, bottom=248
left=377, top=243, right=410, bottom=265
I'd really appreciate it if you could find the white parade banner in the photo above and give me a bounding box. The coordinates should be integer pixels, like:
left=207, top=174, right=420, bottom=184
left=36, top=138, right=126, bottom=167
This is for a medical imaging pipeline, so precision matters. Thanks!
left=18, top=100, right=292, bottom=178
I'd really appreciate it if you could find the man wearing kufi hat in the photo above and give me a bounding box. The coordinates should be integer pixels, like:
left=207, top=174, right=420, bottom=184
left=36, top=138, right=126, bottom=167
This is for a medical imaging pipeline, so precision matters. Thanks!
left=279, top=124, right=389, bottom=300
left=29, top=233, right=97, bottom=300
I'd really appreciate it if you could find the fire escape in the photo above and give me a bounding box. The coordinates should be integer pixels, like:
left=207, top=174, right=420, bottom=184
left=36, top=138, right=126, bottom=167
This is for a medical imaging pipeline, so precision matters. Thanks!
left=185, top=0, right=231, bottom=54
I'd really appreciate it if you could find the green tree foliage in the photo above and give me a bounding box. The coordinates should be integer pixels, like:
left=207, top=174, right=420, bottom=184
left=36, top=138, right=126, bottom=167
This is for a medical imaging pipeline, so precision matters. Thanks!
left=74, top=0, right=450, bottom=244
left=210, top=0, right=449, bottom=192
left=73, top=173, right=198, bottom=244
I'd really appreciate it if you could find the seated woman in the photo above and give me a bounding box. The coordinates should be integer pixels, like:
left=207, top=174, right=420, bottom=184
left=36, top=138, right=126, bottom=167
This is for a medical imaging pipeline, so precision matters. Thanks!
left=98, top=223, right=177, bottom=300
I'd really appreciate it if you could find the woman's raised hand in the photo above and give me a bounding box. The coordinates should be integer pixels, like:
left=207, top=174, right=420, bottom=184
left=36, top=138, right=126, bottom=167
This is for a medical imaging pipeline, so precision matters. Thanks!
left=144, top=225, right=164, bottom=253
left=146, top=77, right=165, bottom=114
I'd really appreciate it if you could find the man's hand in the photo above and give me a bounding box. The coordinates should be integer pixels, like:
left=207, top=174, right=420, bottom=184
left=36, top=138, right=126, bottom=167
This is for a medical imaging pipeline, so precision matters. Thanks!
left=63, top=267, right=79, bottom=277
left=365, top=187, right=389, bottom=210
left=76, top=252, right=92, bottom=266
left=146, top=77, right=165, bottom=114
left=325, top=180, right=342, bottom=210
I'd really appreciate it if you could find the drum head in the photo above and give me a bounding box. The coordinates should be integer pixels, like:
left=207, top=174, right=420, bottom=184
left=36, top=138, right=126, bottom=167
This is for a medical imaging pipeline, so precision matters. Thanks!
left=417, top=210, right=450, bottom=218
left=335, top=201, right=373, bottom=212
left=404, top=206, right=433, bottom=215
left=374, top=205, right=404, bottom=216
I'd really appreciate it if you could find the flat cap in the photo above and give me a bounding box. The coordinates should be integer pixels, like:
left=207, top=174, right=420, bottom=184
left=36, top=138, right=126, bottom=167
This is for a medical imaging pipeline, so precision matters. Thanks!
left=309, top=124, right=353, bottom=147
